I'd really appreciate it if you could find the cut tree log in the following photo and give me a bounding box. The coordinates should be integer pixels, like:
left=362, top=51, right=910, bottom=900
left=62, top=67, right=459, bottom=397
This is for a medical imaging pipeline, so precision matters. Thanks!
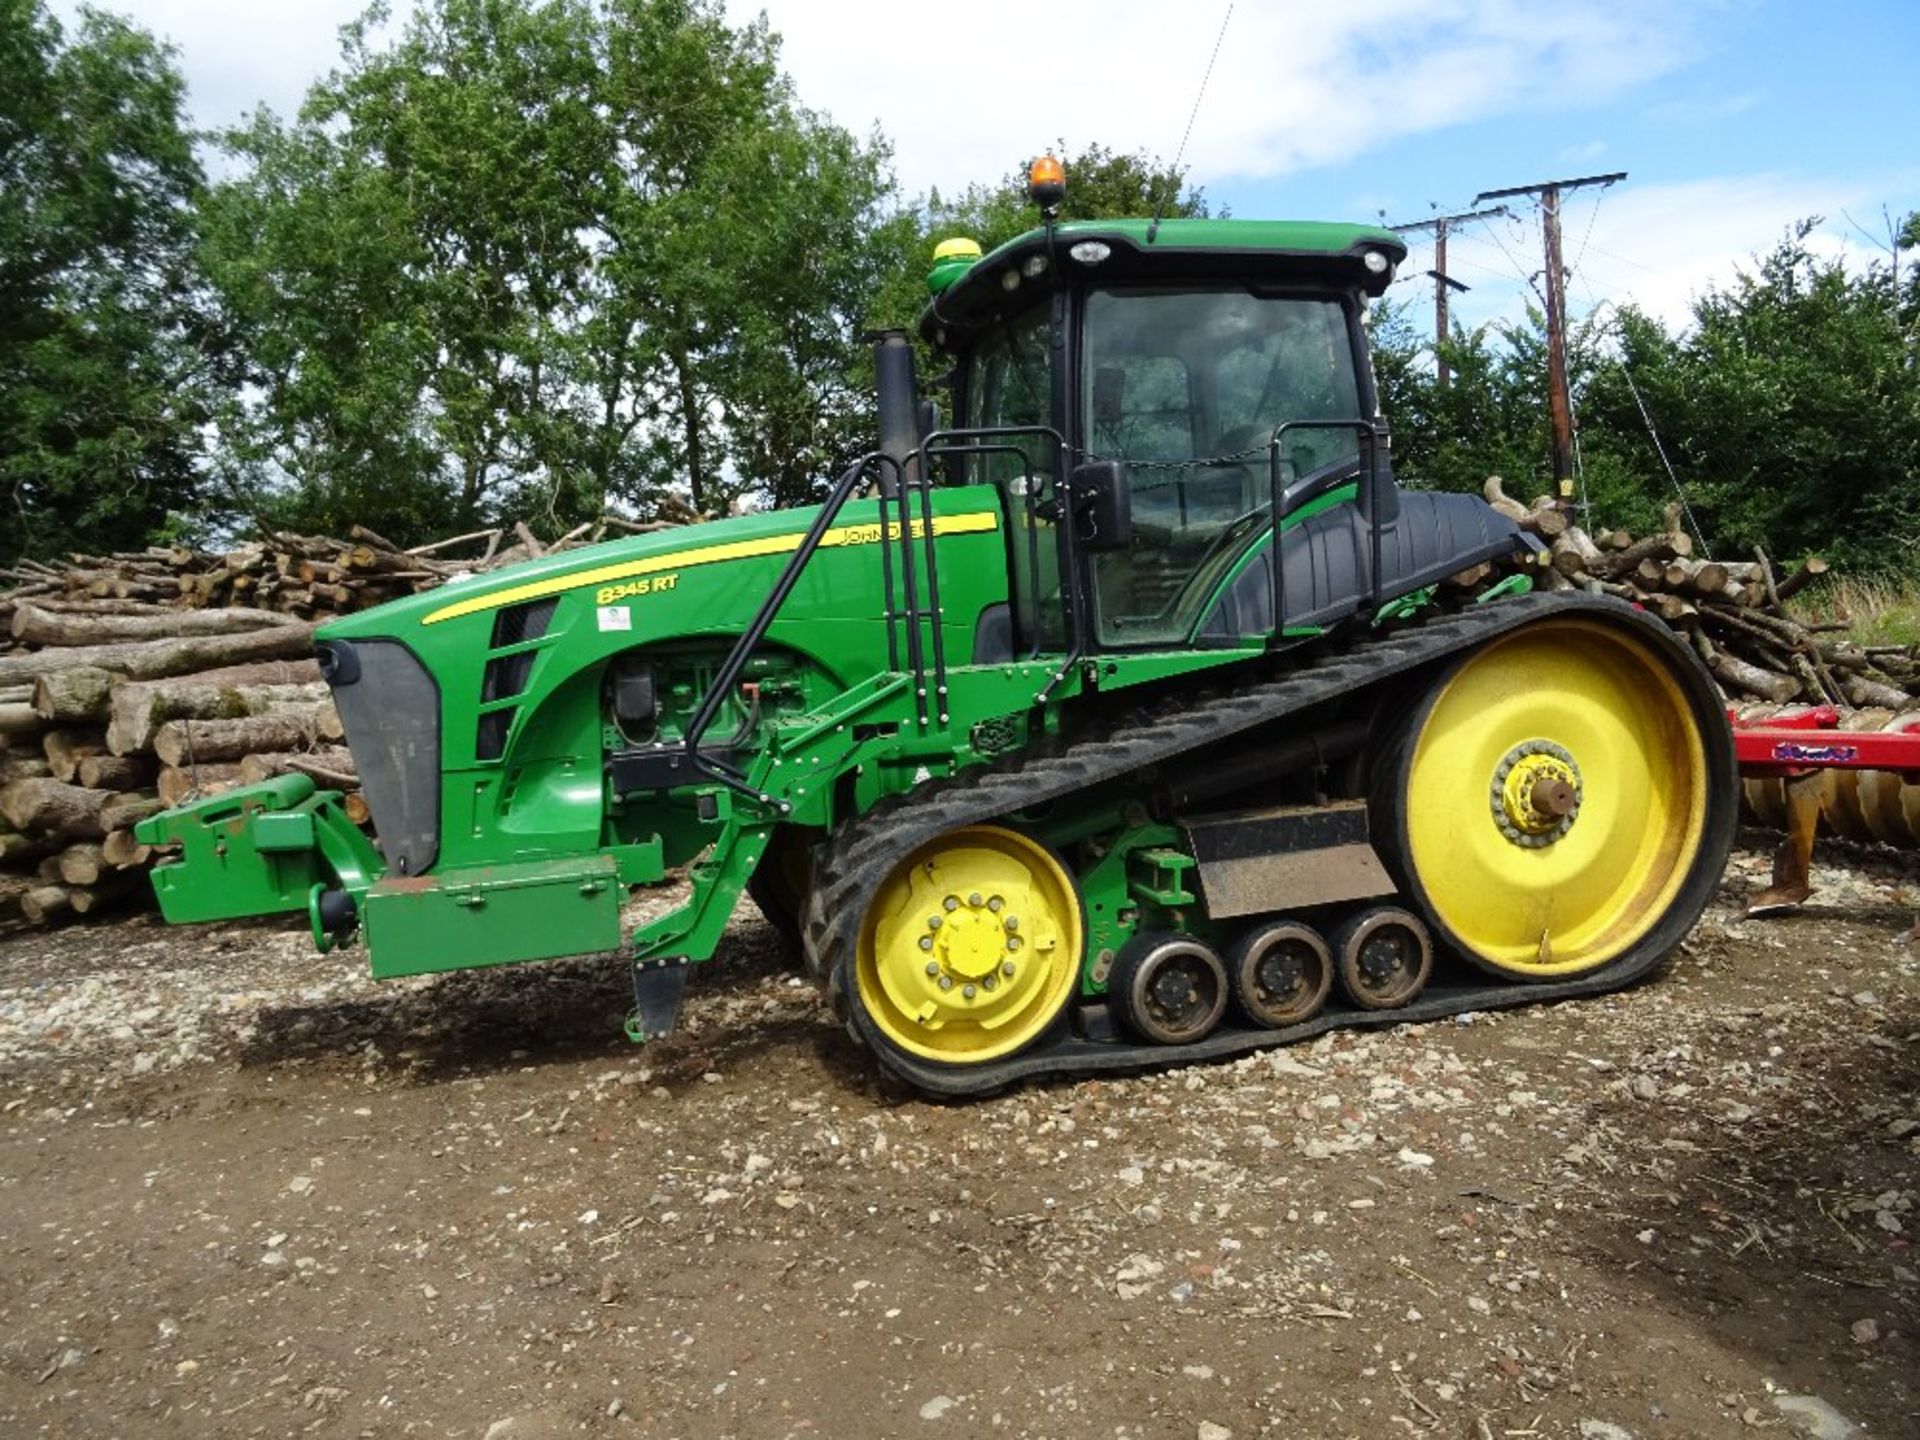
left=152, top=705, right=343, bottom=766
left=1443, top=561, right=1493, bottom=589
left=1775, top=556, right=1830, bottom=602
left=30, top=665, right=118, bottom=723
left=101, top=828, right=151, bottom=868
left=1844, top=676, right=1919, bottom=710
left=76, top=752, right=154, bottom=790
left=157, top=763, right=243, bottom=805
left=1592, top=535, right=1679, bottom=580
left=9, top=602, right=304, bottom=646
left=1481, top=476, right=1529, bottom=522
left=0, top=778, right=114, bottom=839
left=20, top=884, right=70, bottom=924
left=107, top=679, right=330, bottom=755
left=238, top=746, right=356, bottom=786
left=0, top=701, right=45, bottom=736
left=55, top=842, right=108, bottom=886
left=0, top=753, right=52, bottom=783
left=70, top=874, right=137, bottom=916
left=100, top=792, right=165, bottom=832
left=1516, top=505, right=1569, bottom=540
left=0, top=871, right=33, bottom=915
left=0, top=823, right=58, bottom=863
left=0, top=621, right=317, bottom=687
left=1689, top=631, right=1800, bottom=702
left=42, top=729, right=105, bottom=782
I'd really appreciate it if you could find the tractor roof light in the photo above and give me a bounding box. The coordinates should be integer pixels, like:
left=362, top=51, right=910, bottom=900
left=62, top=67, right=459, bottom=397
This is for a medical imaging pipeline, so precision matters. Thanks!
left=1068, top=240, right=1111, bottom=265
left=1362, top=248, right=1391, bottom=275
left=1028, top=154, right=1066, bottom=214
left=927, top=236, right=982, bottom=295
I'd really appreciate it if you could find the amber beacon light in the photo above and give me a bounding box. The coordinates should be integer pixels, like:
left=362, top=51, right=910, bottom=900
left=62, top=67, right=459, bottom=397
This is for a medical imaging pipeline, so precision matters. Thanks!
left=1027, top=154, right=1066, bottom=212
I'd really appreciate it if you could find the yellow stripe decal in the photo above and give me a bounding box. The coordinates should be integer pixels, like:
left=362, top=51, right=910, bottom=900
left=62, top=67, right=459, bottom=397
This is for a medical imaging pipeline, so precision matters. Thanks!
left=421, top=511, right=1001, bottom=626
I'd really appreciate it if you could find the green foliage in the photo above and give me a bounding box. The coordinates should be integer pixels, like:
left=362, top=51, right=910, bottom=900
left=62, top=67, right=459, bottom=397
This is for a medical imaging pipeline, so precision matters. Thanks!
left=1377, top=218, right=1920, bottom=575
left=867, top=143, right=1209, bottom=337
left=203, top=0, right=901, bottom=539
left=0, top=0, right=219, bottom=564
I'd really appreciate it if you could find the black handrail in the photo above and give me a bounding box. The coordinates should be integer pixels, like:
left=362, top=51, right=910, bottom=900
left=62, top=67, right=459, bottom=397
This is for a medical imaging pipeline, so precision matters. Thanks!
left=678, top=450, right=903, bottom=810
left=672, top=423, right=1076, bottom=810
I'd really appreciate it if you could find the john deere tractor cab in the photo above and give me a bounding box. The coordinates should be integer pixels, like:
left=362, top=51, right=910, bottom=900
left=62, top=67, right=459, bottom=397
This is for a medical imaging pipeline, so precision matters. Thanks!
left=139, top=158, right=1736, bottom=1096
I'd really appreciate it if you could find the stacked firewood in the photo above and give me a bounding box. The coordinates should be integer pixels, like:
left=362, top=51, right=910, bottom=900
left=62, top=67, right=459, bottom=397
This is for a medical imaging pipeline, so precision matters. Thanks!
left=1462, top=478, right=1911, bottom=708
left=0, top=511, right=698, bottom=927
left=0, top=508, right=698, bottom=622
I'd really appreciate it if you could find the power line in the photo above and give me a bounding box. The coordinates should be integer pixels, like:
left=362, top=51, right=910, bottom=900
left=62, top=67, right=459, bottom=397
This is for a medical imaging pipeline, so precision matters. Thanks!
left=1472, top=171, right=1627, bottom=495
left=1389, top=205, right=1510, bottom=387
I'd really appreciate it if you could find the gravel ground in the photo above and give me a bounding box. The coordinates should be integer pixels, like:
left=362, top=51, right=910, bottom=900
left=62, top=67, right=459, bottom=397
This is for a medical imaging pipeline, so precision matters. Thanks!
left=0, top=841, right=1915, bottom=1440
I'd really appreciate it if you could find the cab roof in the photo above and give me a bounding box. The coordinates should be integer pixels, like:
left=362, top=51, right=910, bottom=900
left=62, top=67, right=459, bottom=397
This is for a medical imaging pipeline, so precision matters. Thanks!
left=918, top=217, right=1408, bottom=351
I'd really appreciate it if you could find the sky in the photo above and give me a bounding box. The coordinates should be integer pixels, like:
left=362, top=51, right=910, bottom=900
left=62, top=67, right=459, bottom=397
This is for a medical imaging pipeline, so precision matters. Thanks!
left=54, top=0, right=1920, bottom=339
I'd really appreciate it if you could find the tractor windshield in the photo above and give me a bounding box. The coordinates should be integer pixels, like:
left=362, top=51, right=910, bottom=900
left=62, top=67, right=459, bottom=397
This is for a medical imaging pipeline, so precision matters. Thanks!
left=1082, top=287, right=1363, bottom=646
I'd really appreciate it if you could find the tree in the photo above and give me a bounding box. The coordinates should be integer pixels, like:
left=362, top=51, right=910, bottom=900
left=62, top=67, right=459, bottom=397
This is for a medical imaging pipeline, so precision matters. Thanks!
left=203, top=0, right=902, bottom=538
left=1580, top=222, right=1920, bottom=572
left=0, top=0, right=219, bottom=564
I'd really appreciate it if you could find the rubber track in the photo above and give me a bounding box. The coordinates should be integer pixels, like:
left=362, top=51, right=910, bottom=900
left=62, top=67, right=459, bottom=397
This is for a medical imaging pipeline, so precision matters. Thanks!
left=809, top=593, right=1726, bottom=1098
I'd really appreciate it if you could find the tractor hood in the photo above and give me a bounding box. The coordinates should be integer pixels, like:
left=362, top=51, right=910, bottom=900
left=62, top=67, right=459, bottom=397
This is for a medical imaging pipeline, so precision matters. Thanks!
left=315, top=506, right=831, bottom=643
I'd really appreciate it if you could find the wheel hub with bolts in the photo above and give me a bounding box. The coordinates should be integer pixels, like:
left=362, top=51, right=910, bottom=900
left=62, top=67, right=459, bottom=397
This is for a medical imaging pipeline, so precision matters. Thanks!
left=1490, top=739, right=1582, bottom=848
left=924, top=892, right=1020, bottom=985
left=857, top=825, right=1078, bottom=1064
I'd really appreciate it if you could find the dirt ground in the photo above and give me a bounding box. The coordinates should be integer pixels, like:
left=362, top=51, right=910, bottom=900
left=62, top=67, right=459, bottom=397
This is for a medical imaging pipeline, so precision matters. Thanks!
left=1, top=838, right=1916, bottom=1440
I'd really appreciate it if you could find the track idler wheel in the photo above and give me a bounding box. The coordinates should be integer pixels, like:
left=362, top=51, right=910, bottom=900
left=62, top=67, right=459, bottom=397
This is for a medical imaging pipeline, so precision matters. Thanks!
left=1376, top=613, right=1735, bottom=982
left=1330, top=906, right=1432, bottom=1011
left=1110, top=933, right=1229, bottom=1045
left=1227, top=920, right=1333, bottom=1028
left=849, top=824, right=1083, bottom=1067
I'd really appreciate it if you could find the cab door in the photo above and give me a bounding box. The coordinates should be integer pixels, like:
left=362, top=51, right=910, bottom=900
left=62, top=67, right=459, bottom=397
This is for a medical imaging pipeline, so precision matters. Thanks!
left=961, top=299, right=1069, bottom=655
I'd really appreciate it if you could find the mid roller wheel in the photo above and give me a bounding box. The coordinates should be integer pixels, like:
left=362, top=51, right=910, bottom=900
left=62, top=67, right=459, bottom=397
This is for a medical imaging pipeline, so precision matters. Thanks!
left=849, top=824, right=1083, bottom=1068
left=1227, top=920, right=1333, bottom=1028
left=1330, top=906, right=1432, bottom=1010
left=1375, top=611, right=1736, bottom=982
left=1109, top=933, right=1229, bottom=1045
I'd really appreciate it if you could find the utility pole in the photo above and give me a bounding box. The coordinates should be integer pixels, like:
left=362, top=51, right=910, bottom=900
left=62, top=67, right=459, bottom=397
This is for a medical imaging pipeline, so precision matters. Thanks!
left=1473, top=172, right=1625, bottom=497
left=1390, top=207, right=1507, bottom=388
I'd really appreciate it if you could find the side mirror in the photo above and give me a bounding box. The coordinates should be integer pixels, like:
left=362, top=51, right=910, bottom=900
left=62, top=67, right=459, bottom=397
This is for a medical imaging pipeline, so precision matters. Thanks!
left=1070, top=459, right=1132, bottom=553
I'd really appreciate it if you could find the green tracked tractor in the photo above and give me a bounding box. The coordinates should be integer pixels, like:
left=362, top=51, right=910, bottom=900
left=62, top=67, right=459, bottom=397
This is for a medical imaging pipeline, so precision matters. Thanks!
left=138, top=165, right=1737, bottom=1096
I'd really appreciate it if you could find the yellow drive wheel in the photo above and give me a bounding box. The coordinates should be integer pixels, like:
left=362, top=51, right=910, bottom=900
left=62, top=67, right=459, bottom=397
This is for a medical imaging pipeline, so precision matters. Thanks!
left=853, top=824, right=1083, bottom=1065
left=1387, top=615, right=1721, bottom=980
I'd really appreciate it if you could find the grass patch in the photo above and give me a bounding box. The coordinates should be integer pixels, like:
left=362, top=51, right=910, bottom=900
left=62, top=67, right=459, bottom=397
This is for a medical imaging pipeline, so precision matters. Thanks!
left=1794, top=575, right=1920, bottom=647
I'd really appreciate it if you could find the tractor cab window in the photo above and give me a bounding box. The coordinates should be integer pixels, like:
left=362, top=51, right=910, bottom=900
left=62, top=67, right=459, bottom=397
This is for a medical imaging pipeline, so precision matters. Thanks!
left=962, top=299, right=1052, bottom=484
left=963, top=299, right=1065, bottom=649
left=1083, top=287, right=1363, bottom=647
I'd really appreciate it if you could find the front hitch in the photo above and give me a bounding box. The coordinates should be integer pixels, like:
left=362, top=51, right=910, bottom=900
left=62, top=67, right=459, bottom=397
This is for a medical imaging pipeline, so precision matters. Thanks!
left=135, top=774, right=382, bottom=927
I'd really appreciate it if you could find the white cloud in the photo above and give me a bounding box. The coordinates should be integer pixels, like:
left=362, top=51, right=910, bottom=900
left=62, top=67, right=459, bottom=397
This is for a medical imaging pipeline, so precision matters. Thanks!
left=741, top=0, right=1709, bottom=196
left=1395, top=171, right=1916, bottom=334
left=63, top=0, right=1705, bottom=192
left=50, top=0, right=370, bottom=131
left=1559, top=139, right=1610, bottom=164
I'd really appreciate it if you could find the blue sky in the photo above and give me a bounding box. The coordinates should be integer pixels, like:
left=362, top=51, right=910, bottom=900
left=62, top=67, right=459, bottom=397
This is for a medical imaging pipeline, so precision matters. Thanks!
left=62, top=0, right=1920, bottom=338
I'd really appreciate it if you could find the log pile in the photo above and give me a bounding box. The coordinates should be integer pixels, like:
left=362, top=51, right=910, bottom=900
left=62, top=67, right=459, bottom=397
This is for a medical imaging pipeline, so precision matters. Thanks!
left=0, top=512, right=695, bottom=927
left=1462, top=478, right=1909, bottom=709
left=0, top=508, right=696, bottom=628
